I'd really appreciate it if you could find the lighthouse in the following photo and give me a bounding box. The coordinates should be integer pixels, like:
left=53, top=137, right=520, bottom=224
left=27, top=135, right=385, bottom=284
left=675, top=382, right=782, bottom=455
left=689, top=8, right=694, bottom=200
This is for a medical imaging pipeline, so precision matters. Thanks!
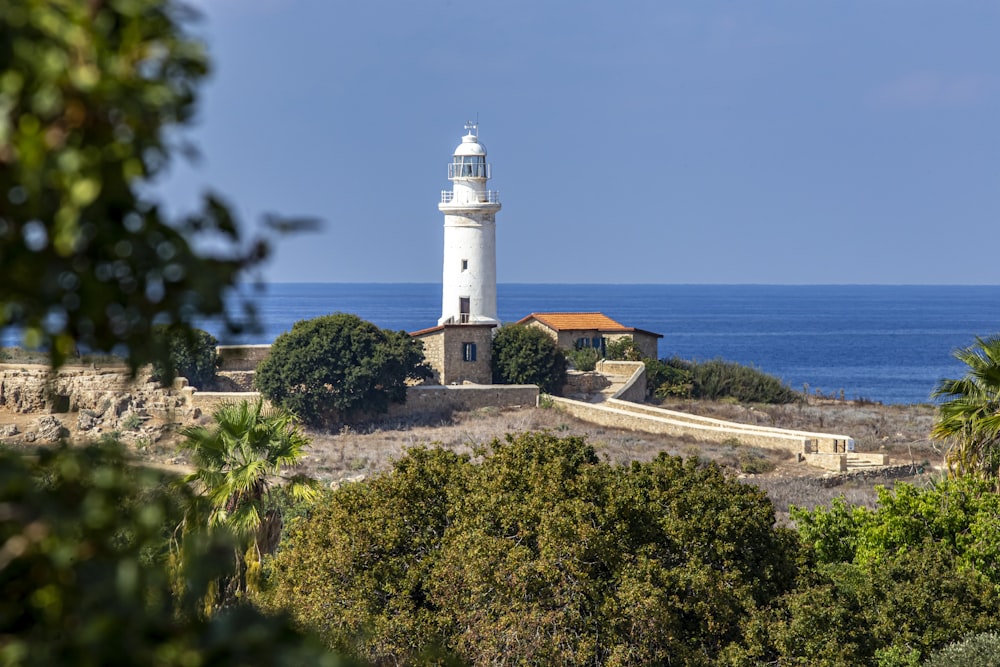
left=438, top=122, right=501, bottom=326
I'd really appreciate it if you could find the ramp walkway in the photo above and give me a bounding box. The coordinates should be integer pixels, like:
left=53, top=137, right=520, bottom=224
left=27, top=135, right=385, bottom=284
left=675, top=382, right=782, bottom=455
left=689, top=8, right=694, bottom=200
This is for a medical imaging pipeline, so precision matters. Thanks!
left=555, top=361, right=888, bottom=472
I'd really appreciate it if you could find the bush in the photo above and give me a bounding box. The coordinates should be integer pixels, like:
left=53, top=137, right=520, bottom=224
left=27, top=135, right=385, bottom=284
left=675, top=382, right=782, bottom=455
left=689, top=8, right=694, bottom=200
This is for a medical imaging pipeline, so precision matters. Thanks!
left=491, top=325, right=567, bottom=394
left=565, top=346, right=600, bottom=371
left=151, top=325, right=219, bottom=389
left=645, top=357, right=695, bottom=399
left=646, top=357, right=798, bottom=404
left=730, top=543, right=1000, bottom=666
left=692, top=359, right=799, bottom=404
left=606, top=338, right=643, bottom=361
left=255, top=313, right=430, bottom=428
left=925, top=632, right=1000, bottom=667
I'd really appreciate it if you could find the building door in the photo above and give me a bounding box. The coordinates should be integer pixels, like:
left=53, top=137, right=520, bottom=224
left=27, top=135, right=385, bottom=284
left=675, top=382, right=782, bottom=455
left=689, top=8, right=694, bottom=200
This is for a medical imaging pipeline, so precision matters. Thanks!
left=459, top=297, right=471, bottom=323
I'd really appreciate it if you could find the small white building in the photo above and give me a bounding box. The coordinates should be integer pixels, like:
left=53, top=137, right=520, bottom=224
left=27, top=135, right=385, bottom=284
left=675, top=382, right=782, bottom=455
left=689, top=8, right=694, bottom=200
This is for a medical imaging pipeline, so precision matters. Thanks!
left=437, top=122, right=501, bottom=326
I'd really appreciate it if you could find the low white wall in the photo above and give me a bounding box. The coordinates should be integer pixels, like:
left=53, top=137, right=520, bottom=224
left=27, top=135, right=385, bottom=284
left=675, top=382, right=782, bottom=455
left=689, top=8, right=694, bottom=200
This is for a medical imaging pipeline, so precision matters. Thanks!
left=552, top=397, right=812, bottom=452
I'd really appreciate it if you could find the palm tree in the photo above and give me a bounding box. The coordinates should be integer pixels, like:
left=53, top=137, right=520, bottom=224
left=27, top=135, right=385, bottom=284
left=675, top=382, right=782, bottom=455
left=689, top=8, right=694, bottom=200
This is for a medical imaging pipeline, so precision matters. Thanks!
left=180, top=397, right=316, bottom=606
left=931, top=335, right=1000, bottom=484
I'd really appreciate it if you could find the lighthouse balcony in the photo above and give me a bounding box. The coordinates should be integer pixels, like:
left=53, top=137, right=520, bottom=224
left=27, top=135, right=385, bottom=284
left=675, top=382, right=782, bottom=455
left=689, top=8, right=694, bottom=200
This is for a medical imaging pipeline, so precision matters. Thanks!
left=441, top=190, right=501, bottom=205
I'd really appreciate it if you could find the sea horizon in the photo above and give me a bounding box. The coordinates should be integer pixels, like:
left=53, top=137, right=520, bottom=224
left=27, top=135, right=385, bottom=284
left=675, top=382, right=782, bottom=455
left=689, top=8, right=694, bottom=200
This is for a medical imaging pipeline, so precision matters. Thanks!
left=5, top=283, right=999, bottom=406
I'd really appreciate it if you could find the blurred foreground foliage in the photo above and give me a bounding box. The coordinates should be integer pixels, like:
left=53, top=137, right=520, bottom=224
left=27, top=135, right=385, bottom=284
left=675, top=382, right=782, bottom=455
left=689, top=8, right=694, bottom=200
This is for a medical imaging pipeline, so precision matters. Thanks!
left=0, top=0, right=315, bottom=375
left=0, top=442, right=357, bottom=666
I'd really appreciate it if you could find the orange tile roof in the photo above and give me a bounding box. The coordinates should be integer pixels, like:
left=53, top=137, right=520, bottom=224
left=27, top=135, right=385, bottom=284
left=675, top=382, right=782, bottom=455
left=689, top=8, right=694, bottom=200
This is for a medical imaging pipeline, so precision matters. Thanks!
left=516, top=312, right=629, bottom=331
left=515, top=312, right=663, bottom=338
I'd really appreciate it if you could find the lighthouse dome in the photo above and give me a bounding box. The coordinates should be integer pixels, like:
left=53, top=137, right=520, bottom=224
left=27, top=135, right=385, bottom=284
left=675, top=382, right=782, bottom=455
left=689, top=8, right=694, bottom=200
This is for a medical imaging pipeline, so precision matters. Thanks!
left=453, top=133, right=487, bottom=157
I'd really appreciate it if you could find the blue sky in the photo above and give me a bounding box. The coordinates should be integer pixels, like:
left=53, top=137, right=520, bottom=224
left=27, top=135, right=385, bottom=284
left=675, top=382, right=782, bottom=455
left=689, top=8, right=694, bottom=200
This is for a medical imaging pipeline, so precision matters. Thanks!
left=161, top=1, right=1000, bottom=284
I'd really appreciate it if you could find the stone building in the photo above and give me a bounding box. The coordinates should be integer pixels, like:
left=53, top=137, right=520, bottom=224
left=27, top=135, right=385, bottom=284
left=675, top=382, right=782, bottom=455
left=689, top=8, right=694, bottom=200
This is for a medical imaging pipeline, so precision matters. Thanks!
left=411, top=323, right=495, bottom=385
left=516, top=312, right=662, bottom=360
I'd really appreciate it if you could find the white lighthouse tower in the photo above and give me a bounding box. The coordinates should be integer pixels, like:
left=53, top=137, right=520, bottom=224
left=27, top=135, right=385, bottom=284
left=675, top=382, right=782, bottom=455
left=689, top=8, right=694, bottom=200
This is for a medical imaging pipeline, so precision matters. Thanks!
left=437, top=122, right=501, bottom=326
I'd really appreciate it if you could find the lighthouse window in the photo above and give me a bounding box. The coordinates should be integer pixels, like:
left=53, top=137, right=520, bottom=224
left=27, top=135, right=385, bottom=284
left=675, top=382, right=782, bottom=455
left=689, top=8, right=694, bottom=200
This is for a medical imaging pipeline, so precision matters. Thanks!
left=461, top=259, right=468, bottom=271
left=462, top=343, right=477, bottom=362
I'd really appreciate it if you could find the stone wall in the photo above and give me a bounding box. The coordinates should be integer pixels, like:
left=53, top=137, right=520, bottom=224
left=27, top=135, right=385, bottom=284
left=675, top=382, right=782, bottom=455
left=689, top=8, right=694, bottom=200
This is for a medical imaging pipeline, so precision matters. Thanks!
left=186, top=384, right=538, bottom=423
left=189, top=391, right=261, bottom=414
left=0, top=363, right=197, bottom=443
left=216, top=345, right=271, bottom=371
left=604, top=398, right=853, bottom=452
left=551, top=396, right=813, bottom=452
left=598, top=360, right=646, bottom=403
left=386, top=384, right=538, bottom=420
left=213, top=371, right=256, bottom=392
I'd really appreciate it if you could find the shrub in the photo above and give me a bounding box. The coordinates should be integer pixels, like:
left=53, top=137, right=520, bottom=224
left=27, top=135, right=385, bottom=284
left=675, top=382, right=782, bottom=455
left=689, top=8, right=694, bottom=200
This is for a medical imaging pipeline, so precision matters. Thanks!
left=691, top=359, right=799, bottom=404
left=255, top=313, right=430, bottom=428
left=565, top=346, right=600, bottom=372
left=606, top=338, right=643, bottom=361
left=151, top=325, right=219, bottom=389
left=925, top=632, right=1000, bottom=667
left=645, top=357, right=694, bottom=399
left=732, top=545, right=1000, bottom=666
left=646, top=357, right=798, bottom=404
left=491, top=325, right=567, bottom=394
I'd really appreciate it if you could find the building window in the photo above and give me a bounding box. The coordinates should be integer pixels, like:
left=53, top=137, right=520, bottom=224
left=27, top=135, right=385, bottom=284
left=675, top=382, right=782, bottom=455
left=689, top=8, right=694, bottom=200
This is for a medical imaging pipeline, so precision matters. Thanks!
left=462, top=342, right=477, bottom=362
left=461, top=259, right=468, bottom=271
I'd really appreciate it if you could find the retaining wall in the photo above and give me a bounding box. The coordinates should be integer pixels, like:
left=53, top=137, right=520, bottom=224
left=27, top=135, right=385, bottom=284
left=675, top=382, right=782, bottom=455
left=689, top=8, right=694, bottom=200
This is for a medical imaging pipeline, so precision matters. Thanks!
left=604, top=398, right=854, bottom=452
left=216, top=345, right=271, bottom=371
left=551, top=397, right=812, bottom=452
left=186, top=384, right=539, bottom=422
left=598, top=360, right=646, bottom=403
left=387, top=384, right=538, bottom=419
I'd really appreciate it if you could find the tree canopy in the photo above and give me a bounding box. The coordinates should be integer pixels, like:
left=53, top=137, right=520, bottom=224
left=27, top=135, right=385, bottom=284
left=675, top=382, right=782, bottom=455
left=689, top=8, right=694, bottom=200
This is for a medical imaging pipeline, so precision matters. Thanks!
left=259, top=432, right=797, bottom=666
left=255, top=313, right=430, bottom=427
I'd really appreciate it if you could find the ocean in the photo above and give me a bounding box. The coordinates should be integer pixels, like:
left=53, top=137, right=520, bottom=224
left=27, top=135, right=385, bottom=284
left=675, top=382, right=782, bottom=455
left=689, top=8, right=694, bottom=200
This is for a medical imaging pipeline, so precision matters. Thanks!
left=214, top=283, right=1000, bottom=406
left=5, top=284, right=999, bottom=405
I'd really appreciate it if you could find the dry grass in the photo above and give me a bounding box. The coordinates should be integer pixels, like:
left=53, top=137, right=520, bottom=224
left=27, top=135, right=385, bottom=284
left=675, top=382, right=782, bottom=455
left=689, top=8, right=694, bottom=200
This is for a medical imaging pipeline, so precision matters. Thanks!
left=2, top=390, right=944, bottom=521
left=283, top=398, right=945, bottom=525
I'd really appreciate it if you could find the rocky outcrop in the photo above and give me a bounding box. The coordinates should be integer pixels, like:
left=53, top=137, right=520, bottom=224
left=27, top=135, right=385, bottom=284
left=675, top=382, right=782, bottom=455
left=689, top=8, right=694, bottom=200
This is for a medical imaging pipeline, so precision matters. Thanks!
left=0, top=364, right=198, bottom=444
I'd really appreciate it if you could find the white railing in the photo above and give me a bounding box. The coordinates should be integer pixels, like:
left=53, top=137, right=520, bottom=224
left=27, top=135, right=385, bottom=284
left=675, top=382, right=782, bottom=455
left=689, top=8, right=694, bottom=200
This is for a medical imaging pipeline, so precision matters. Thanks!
left=440, top=191, right=501, bottom=204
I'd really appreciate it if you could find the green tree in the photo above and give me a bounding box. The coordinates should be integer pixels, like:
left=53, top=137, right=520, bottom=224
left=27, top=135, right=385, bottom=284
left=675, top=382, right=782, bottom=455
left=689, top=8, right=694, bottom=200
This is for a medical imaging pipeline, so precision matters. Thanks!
left=932, top=335, right=1000, bottom=483
left=491, top=324, right=567, bottom=394
left=261, top=432, right=798, bottom=666
left=152, top=324, right=220, bottom=389
left=0, top=442, right=355, bottom=667
left=0, top=0, right=311, bottom=373
left=180, top=398, right=316, bottom=606
left=255, top=313, right=430, bottom=427
left=792, top=476, right=1000, bottom=585
left=728, top=545, right=1000, bottom=666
